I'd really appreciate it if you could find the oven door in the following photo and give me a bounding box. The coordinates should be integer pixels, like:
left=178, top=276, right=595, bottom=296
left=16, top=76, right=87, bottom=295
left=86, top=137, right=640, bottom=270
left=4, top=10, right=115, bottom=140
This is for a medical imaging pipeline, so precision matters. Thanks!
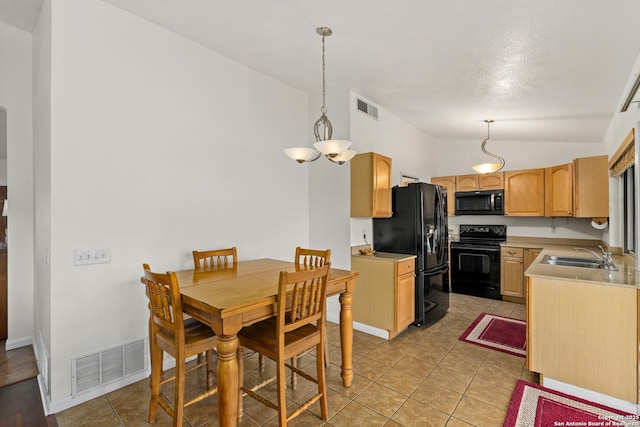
left=450, top=243, right=501, bottom=299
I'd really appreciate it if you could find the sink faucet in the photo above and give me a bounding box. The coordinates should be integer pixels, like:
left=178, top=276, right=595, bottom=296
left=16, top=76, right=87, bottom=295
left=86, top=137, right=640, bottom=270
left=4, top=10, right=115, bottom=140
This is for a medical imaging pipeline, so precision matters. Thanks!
left=574, top=246, right=616, bottom=270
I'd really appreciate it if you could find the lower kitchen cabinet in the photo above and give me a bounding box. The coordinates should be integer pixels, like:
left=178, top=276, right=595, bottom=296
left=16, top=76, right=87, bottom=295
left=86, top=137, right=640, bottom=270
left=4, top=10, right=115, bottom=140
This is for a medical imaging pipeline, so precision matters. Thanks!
left=351, top=253, right=416, bottom=339
left=527, top=276, right=638, bottom=403
left=500, top=246, right=541, bottom=302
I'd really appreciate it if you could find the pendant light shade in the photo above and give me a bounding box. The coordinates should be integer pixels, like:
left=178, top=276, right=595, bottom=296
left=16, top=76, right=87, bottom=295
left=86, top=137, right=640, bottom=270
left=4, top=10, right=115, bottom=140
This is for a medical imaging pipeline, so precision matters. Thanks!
left=472, top=120, right=505, bottom=174
left=284, top=27, right=355, bottom=165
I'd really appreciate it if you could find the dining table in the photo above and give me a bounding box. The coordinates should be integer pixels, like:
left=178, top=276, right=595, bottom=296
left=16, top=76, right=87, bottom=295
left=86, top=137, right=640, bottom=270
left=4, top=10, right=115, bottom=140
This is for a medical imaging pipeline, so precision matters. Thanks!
left=171, top=258, right=359, bottom=427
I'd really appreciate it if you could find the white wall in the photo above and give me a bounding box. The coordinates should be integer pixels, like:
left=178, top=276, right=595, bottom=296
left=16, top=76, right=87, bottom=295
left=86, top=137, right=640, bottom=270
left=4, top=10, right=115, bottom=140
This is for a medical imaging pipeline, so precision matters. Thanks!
left=348, top=93, right=437, bottom=249
left=44, top=0, right=311, bottom=404
left=33, top=0, right=52, bottom=396
left=0, top=23, right=35, bottom=347
left=602, top=51, right=640, bottom=249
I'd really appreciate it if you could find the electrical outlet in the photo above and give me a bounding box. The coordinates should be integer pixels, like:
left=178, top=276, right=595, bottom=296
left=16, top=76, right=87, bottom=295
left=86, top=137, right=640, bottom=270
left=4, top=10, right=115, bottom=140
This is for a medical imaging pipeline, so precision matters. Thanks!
left=73, top=247, right=110, bottom=266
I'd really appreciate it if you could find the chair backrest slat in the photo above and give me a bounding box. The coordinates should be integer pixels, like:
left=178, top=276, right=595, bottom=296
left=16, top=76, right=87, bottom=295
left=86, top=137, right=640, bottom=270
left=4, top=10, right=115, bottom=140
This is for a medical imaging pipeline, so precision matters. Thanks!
left=295, top=247, right=331, bottom=269
left=280, top=265, right=330, bottom=334
left=193, top=247, right=237, bottom=270
left=142, top=264, right=183, bottom=336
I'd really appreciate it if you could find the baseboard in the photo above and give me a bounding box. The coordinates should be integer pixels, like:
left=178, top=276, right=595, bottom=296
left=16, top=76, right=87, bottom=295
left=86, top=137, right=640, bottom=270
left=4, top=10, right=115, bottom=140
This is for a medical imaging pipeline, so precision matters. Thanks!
left=5, top=336, right=32, bottom=350
left=543, top=377, right=639, bottom=415
left=352, top=321, right=388, bottom=339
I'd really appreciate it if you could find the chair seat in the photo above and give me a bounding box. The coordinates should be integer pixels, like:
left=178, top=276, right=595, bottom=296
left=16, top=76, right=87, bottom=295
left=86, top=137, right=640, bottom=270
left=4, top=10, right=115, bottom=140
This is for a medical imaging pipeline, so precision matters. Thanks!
left=156, top=319, right=217, bottom=354
left=239, top=317, right=320, bottom=360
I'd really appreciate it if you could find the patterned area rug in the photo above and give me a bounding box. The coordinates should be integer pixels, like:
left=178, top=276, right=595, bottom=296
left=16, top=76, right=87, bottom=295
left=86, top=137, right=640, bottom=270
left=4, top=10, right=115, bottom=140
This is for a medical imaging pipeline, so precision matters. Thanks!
left=458, top=312, right=526, bottom=357
left=505, top=380, right=637, bottom=426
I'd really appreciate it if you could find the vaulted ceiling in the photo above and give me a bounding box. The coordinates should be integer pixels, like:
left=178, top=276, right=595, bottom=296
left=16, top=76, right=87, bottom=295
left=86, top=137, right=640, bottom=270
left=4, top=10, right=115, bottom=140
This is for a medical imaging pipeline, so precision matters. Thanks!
left=3, top=0, right=640, bottom=145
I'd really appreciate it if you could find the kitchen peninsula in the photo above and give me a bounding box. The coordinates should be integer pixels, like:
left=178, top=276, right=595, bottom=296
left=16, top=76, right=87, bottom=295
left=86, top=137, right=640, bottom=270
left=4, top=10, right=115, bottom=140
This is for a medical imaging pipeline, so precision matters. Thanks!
left=525, top=247, right=639, bottom=412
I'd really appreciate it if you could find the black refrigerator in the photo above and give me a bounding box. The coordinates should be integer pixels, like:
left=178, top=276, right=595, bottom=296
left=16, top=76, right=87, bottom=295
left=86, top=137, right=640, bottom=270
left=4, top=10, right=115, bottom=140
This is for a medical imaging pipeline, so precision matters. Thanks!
left=373, top=182, right=450, bottom=326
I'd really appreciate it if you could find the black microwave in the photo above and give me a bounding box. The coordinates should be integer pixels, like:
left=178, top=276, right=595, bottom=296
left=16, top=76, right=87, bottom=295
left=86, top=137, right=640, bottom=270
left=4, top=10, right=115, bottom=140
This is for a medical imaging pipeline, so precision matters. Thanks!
left=455, top=189, right=504, bottom=215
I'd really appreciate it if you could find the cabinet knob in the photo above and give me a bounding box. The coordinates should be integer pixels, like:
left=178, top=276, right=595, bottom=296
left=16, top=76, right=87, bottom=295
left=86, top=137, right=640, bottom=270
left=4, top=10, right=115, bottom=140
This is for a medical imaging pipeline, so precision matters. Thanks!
left=508, top=251, right=516, bottom=255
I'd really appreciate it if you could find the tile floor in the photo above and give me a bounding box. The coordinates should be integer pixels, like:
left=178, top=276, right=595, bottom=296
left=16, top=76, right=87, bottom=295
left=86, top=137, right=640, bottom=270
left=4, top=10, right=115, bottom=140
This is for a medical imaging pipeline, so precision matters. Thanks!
left=55, top=293, right=537, bottom=426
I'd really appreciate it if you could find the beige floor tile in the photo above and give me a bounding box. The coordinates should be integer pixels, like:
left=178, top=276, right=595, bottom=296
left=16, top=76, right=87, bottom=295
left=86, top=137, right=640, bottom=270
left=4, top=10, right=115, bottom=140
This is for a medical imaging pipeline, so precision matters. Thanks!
left=355, top=382, right=408, bottom=417
left=373, top=366, right=424, bottom=396
left=410, top=380, right=463, bottom=414
left=465, top=377, right=515, bottom=410
left=391, top=397, right=450, bottom=427
left=445, top=417, right=475, bottom=427
left=55, top=396, right=117, bottom=427
left=426, top=364, right=475, bottom=394
left=329, top=401, right=389, bottom=427
left=353, top=355, right=391, bottom=381
left=392, top=353, right=438, bottom=379
left=452, top=395, right=507, bottom=427
left=474, top=362, right=520, bottom=390
left=437, top=352, right=483, bottom=377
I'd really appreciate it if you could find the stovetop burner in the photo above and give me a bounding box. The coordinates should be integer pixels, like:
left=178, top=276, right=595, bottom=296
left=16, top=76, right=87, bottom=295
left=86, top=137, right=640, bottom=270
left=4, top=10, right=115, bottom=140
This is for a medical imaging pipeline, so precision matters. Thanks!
left=458, top=224, right=507, bottom=243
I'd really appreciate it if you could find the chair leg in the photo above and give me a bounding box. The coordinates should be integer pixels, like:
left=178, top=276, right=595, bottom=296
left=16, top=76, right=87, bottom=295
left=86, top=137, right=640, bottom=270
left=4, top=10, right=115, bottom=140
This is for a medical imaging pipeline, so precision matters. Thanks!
left=237, top=346, right=244, bottom=422
left=290, top=356, right=297, bottom=389
left=323, top=328, right=330, bottom=366
left=259, top=353, right=265, bottom=372
left=148, top=343, right=163, bottom=423
left=173, top=352, right=186, bottom=427
left=316, top=342, right=328, bottom=420
left=205, top=350, right=214, bottom=389
left=276, top=357, right=288, bottom=427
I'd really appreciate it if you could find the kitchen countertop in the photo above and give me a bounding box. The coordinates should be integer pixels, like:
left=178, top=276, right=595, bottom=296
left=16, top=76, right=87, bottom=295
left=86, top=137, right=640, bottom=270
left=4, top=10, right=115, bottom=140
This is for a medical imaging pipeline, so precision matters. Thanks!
left=525, top=246, right=639, bottom=288
left=351, top=251, right=416, bottom=261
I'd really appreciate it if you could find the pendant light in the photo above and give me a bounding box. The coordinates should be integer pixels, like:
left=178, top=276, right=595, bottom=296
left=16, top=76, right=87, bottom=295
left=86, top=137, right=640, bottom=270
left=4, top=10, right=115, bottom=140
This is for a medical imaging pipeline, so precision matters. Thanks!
left=472, top=120, right=505, bottom=173
left=284, top=27, right=356, bottom=165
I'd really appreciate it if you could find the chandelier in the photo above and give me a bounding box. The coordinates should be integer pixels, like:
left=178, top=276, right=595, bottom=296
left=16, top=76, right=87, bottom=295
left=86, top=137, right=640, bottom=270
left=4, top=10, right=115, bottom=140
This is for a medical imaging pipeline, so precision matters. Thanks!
left=284, top=27, right=356, bottom=165
left=472, top=120, right=505, bottom=173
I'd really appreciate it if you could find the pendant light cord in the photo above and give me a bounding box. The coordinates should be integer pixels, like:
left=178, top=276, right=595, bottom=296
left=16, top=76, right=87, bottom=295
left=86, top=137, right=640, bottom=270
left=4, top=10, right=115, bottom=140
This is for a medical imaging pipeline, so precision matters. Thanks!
left=321, top=33, right=327, bottom=115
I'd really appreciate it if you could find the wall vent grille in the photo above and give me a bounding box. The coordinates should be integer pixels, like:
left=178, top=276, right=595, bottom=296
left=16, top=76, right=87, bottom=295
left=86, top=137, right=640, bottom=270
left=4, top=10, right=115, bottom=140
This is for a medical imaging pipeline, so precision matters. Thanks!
left=71, top=338, right=147, bottom=395
left=356, top=98, right=379, bottom=120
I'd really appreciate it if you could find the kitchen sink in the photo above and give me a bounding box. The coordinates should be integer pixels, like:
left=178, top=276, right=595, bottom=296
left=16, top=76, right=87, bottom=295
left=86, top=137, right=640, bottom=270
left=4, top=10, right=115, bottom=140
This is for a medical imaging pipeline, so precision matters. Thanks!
left=540, top=255, right=606, bottom=269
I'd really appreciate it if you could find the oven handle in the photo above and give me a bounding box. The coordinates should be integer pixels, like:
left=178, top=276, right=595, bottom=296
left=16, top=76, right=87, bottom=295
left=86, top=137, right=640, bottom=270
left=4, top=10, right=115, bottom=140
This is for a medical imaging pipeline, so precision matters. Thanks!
left=450, top=244, right=501, bottom=252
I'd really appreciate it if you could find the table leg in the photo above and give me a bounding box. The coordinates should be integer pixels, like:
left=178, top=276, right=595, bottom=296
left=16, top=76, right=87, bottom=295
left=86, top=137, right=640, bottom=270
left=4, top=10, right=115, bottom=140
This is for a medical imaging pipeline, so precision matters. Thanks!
left=216, top=333, right=239, bottom=427
left=339, top=280, right=355, bottom=387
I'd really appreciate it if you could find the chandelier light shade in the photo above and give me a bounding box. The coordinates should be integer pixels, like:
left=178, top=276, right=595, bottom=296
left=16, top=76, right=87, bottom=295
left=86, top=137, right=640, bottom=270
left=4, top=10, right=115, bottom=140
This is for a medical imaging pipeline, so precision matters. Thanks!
left=284, top=27, right=355, bottom=165
left=472, top=120, right=505, bottom=174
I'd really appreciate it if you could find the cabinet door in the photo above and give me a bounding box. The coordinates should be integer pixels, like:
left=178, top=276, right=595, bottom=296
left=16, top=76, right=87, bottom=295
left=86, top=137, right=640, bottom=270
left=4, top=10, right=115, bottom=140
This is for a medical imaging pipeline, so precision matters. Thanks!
left=431, top=176, right=456, bottom=217
left=478, top=172, right=504, bottom=190
left=373, top=154, right=392, bottom=218
left=501, top=248, right=524, bottom=298
left=524, top=248, right=542, bottom=272
left=504, top=169, right=545, bottom=216
left=395, top=272, right=415, bottom=331
left=456, top=174, right=479, bottom=191
left=350, top=152, right=392, bottom=218
left=573, top=155, right=609, bottom=218
left=545, top=163, right=573, bottom=217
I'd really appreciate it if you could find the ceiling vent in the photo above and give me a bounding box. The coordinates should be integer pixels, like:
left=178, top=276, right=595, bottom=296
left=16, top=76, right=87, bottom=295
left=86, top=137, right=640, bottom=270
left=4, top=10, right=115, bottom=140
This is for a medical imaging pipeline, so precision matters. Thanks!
left=357, top=98, right=378, bottom=120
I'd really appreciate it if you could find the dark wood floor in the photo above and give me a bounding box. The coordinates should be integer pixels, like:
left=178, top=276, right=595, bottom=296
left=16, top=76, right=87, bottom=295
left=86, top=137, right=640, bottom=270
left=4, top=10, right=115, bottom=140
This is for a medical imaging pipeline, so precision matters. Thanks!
left=0, top=340, right=57, bottom=427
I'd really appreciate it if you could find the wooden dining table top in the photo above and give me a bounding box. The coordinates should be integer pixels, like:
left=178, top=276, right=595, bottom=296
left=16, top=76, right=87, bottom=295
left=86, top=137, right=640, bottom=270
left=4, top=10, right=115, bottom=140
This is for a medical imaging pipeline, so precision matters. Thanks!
left=173, top=258, right=358, bottom=319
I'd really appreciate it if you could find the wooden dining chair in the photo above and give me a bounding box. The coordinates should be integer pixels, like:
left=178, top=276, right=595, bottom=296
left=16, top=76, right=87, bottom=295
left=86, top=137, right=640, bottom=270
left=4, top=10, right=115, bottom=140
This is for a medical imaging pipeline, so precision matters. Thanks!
left=295, top=246, right=331, bottom=269
left=142, top=264, right=218, bottom=427
left=291, top=247, right=331, bottom=387
left=192, top=247, right=237, bottom=270
left=238, top=264, right=330, bottom=426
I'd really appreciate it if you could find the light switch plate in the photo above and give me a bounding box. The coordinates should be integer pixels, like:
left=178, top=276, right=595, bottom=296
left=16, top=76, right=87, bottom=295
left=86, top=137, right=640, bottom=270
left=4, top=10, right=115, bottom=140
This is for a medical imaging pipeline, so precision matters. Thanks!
left=73, top=247, right=110, bottom=266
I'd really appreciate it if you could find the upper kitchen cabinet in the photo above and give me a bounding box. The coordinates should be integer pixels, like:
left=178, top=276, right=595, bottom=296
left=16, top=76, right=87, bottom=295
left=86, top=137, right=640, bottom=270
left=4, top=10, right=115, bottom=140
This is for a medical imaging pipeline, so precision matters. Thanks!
left=504, top=168, right=545, bottom=216
left=430, top=176, right=456, bottom=217
left=545, top=163, right=573, bottom=217
left=351, top=152, right=392, bottom=218
left=455, top=173, right=504, bottom=191
left=573, top=155, right=608, bottom=218
left=544, top=156, right=609, bottom=218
